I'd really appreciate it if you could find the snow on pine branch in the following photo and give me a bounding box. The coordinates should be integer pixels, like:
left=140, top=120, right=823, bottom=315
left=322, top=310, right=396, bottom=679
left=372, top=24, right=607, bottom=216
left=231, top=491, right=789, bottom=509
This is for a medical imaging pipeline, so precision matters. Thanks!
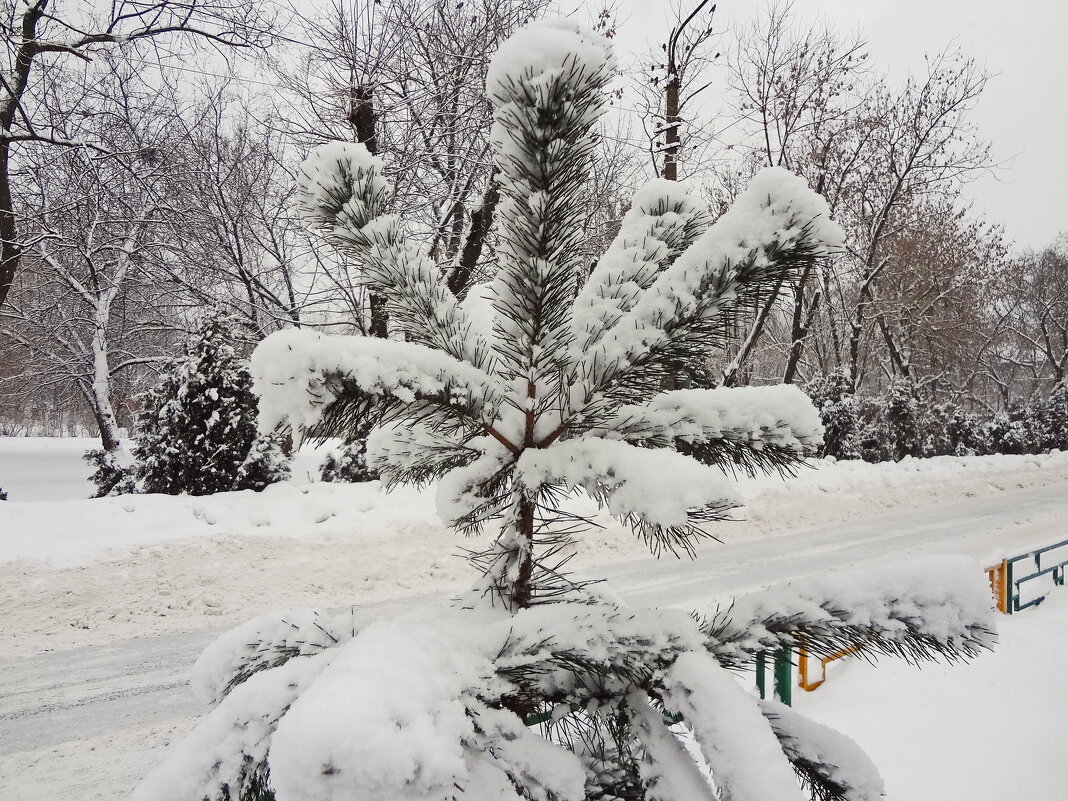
left=702, top=555, right=997, bottom=669
left=299, top=142, right=487, bottom=367
left=366, top=420, right=479, bottom=490
left=571, top=167, right=845, bottom=410
left=265, top=618, right=531, bottom=801
left=191, top=608, right=358, bottom=706
left=298, top=142, right=391, bottom=243
left=760, top=699, right=885, bottom=801
left=487, top=21, right=615, bottom=380
left=600, top=384, right=823, bottom=474
left=516, top=438, right=740, bottom=553
left=572, top=179, right=711, bottom=352
left=250, top=328, right=503, bottom=437
left=133, top=651, right=333, bottom=801
left=628, top=692, right=718, bottom=801
left=661, top=651, right=805, bottom=801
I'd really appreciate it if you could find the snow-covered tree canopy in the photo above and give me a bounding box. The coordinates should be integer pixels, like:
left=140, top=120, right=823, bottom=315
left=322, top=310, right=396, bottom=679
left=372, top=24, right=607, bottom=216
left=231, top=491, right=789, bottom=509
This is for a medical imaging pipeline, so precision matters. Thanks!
left=253, top=19, right=839, bottom=609
left=139, top=21, right=996, bottom=801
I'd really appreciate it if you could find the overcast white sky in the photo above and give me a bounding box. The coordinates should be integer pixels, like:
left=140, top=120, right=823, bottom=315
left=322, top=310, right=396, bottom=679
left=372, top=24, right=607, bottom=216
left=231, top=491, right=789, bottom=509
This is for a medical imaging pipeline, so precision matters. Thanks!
left=576, top=0, right=1066, bottom=250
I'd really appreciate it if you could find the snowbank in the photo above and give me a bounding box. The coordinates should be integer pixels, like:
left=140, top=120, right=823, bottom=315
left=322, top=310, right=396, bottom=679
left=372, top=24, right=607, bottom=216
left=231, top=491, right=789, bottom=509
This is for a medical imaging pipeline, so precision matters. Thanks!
left=3, top=448, right=1066, bottom=569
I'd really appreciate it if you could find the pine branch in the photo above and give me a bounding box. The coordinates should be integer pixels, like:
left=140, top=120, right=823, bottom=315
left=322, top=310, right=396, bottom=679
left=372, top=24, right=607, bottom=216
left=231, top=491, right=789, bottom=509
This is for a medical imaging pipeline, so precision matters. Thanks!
left=699, top=561, right=997, bottom=670
left=573, top=179, right=712, bottom=353
left=298, top=143, right=488, bottom=367
left=760, top=699, right=885, bottom=801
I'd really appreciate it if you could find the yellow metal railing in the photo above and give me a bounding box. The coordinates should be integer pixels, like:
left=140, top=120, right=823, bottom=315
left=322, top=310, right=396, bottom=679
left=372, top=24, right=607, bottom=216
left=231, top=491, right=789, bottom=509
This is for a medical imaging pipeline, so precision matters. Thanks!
left=986, top=559, right=1009, bottom=614
left=798, top=644, right=861, bottom=692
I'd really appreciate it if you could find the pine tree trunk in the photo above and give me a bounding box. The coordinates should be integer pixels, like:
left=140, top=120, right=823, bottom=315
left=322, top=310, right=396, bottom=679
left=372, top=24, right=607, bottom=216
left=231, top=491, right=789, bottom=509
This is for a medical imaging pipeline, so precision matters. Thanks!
left=511, top=494, right=537, bottom=610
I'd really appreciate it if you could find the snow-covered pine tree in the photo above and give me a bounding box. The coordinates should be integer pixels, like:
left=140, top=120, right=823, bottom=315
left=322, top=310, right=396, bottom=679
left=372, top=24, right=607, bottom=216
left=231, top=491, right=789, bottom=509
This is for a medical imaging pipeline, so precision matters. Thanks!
left=136, top=22, right=995, bottom=801
left=319, top=428, right=379, bottom=483
left=84, top=446, right=137, bottom=497
left=1039, top=380, right=1068, bottom=452
left=133, top=317, right=289, bottom=495
left=235, top=432, right=292, bottom=491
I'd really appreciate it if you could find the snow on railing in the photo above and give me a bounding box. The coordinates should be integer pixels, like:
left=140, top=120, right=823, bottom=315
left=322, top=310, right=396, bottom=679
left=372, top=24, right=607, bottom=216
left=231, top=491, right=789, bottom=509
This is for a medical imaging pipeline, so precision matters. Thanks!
left=987, top=537, right=1068, bottom=614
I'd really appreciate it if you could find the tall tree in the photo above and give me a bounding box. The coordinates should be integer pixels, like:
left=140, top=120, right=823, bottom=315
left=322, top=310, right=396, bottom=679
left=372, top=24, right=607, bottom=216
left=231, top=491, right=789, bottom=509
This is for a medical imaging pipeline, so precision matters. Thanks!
left=0, top=62, right=179, bottom=450
left=0, top=0, right=273, bottom=309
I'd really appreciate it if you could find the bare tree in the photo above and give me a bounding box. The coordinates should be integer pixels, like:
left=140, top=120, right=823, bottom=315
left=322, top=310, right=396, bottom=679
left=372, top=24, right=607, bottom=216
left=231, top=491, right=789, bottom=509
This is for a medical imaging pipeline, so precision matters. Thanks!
left=722, top=2, right=867, bottom=385
left=837, top=52, right=992, bottom=390
left=149, top=86, right=316, bottom=341
left=0, top=62, right=178, bottom=449
left=1004, top=237, right=1068, bottom=389
left=635, top=0, right=722, bottom=182
left=0, top=0, right=274, bottom=309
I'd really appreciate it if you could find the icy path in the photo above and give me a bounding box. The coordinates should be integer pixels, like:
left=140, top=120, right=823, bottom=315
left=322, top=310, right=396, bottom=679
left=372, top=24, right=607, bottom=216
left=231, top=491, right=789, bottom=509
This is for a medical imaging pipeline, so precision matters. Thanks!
left=2, top=479, right=1066, bottom=800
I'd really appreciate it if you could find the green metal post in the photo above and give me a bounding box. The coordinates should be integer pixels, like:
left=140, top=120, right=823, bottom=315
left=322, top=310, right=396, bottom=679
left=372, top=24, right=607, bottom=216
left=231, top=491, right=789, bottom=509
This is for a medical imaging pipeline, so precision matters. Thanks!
left=756, top=651, right=766, bottom=699
left=773, top=647, right=792, bottom=707
left=1007, top=558, right=1015, bottom=614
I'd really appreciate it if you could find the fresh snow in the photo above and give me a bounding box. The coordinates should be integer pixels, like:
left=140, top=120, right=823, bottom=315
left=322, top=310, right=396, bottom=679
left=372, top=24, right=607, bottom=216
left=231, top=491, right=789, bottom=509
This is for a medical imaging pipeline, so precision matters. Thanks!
left=2, top=442, right=1068, bottom=801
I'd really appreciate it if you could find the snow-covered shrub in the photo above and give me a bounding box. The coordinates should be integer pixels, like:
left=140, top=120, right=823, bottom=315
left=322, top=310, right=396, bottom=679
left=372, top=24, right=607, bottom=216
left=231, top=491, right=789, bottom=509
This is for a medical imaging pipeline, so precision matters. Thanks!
left=235, top=433, right=292, bottom=492
left=985, top=401, right=1043, bottom=456
left=803, top=370, right=858, bottom=459
left=319, top=431, right=379, bottom=483
left=138, top=21, right=995, bottom=801
left=0, top=486, right=6, bottom=500
left=850, top=396, right=888, bottom=463
left=884, top=382, right=921, bottom=461
left=1038, top=381, right=1068, bottom=451
left=919, top=403, right=951, bottom=457
left=945, top=405, right=989, bottom=455
left=84, top=447, right=137, bottom=497
left=132, top=317, right=290, bottom=496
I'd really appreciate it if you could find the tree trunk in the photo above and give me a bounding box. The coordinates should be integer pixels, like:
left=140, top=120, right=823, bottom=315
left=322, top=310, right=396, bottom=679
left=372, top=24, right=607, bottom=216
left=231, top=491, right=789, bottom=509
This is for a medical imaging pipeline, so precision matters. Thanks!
left=0, top=142, right=20, bottom=309
left=722, top=278, right=785, bottom=387
left=511, top=493, right=537, bottom=610
left=783, top=269, right=821, bottom=384
left=449, top=178, right=499, bottom=299
left=350, top=83, right=389, bottom=339
left=89, top=320, right=121, bottom=451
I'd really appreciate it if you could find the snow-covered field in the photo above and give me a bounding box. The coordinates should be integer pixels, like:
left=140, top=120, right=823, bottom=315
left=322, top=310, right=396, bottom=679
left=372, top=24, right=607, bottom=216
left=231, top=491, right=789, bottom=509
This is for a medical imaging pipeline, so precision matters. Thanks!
left=2, top=438, right=1067, bottom=800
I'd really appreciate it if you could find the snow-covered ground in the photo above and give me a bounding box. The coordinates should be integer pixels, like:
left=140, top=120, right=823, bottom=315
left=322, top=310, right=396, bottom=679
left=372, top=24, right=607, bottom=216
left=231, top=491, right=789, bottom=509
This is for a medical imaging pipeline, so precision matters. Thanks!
left=1, top=439, right=1067, bottom=799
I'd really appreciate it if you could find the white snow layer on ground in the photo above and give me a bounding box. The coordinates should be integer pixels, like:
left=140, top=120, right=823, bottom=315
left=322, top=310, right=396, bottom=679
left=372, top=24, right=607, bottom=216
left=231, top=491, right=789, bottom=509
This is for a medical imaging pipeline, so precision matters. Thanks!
left=2, top=441, right=1067, bottom=655
left=1, top=440, right=1068, bottom=801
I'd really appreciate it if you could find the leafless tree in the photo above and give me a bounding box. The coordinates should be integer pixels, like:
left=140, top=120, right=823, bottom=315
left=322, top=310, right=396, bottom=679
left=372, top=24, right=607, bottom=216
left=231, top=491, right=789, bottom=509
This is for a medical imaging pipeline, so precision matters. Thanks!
left=722, top=2, right=867, bottom=385
left=1002, top=237, right=1068, bottom=390
left=0, top=62, right=180, bottom=449
left=634, top=0, right=722, bottom=183
left=149, top=86, right=317, bottom=341
left=0, top=0, right=275, bottom=309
